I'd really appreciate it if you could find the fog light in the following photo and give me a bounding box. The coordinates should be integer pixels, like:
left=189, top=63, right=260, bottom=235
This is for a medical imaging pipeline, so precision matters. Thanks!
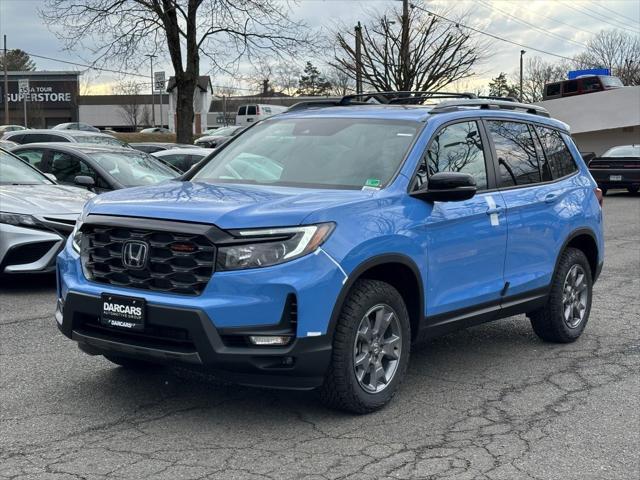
left=248, top=335, right=292, bottom=346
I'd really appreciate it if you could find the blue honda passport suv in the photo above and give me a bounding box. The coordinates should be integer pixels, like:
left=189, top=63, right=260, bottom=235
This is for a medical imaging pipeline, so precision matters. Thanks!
left=56, top=93, right=604, bottom=413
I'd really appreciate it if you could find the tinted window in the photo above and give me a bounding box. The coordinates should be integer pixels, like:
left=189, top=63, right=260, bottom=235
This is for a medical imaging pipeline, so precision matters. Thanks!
left=22, top=133, right=69, bottom=144
left=49, top=151, right=101, bottom=186
left=194, top=118, right=419, bottom=189
left=535, top=127, right=578, bottom=179
left=546, top=83, right=561, bottom=97
left=415, top=121, right=487, bottom=190
left=7, top=133, right=24, bottom=143
left=238, top=106, right=247, bottom=115
left=488, top=121, right=541, bottom=187
left=15, top=149, right=47, bottom=170
left=247, top=106, right=257, bottom=115
left=581, top=77, right=602, bottom=92
left=563, top=80, right=578, bottom=94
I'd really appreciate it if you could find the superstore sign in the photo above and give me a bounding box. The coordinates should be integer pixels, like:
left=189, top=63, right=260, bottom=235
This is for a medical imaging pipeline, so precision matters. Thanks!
left=3, top=80, right=77, bottom=107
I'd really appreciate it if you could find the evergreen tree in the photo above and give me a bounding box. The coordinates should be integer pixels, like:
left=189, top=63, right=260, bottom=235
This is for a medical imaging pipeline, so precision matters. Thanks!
left=0, top=49, right=36, bottom=71
left=296, top=61, right=332, bottom=96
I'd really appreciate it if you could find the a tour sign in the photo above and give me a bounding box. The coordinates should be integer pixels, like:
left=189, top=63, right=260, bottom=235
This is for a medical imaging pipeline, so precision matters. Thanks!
left=3, top=79, right=77, bottom=107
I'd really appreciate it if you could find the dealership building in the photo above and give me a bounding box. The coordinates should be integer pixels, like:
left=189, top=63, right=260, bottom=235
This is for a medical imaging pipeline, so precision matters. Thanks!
left=1, top=71, right=80, bottom=128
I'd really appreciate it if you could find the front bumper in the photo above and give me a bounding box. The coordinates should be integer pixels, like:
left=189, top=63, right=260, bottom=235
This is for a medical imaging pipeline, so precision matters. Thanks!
left=0, top=223, right=64, bottom=273
left=56, top=291, right=333, bottom=389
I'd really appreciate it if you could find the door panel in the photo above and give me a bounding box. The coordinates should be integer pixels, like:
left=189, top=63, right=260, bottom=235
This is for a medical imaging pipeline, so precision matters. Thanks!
left=411, top=120, right=507, bottom=317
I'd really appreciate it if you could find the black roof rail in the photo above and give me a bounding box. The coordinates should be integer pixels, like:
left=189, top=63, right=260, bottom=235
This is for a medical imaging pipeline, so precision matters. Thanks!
left=287, top=99, right=369, bottom=112
left=430, top=99, right=550, bottom=117
left=339, top=91, right=478, bottom=105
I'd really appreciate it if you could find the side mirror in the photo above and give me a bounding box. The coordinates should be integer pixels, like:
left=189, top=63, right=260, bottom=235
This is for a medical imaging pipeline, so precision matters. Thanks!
left=44, top=173, right=57, bottom=182
left=411, top=172, right=477, bottom=202
left=74, top=175, right=95, bottom=189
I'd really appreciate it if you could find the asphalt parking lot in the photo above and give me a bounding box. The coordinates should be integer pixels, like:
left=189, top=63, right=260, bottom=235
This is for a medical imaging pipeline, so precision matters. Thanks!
left=1, top=192, right=638, bottom=480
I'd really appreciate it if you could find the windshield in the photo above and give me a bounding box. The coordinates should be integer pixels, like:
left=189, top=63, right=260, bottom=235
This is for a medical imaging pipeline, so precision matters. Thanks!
left=87, top=151, right=178, bottom=187
left=71, top=135, right=127, bottom=147
left=193, top=118, right=419, bottom=189
left=601, top=76, right=624, bottom=88
left=603, top=145, right=640, bottom=157
left=0, top=150, right=51, bottom=185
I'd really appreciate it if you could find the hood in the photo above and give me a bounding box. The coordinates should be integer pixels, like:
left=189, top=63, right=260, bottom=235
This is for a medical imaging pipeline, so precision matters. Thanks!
left=88, top=181, right=374, bottom=229
left=0, top=184, right=95, bottom=215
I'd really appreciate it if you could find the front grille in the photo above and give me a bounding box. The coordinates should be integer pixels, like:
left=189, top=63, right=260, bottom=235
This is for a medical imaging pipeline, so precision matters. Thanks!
left=81, top=225, right=216, bottom=295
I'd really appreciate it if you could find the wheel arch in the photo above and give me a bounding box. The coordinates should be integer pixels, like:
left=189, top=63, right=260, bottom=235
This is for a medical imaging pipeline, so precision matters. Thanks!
left=557, top=228, right=600, bottom=281
left=327, top=254, right=425, bottom=341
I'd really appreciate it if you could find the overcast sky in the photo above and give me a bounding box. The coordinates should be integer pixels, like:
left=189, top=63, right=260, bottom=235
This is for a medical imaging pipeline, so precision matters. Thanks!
left=1, top=0, right=638, bottom=95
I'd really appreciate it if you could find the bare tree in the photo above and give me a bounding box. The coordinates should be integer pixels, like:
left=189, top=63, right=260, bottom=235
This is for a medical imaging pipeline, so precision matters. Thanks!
left=274, top=62, right=301, bottom=96
left=509, top=57, right=568, bottom=103
left=327, top=65, right=355, bottom=96
left=573, top=30, right=640, bottom=86
left=41, top=1, right=315, bottom=142
left=331, top=6, right=485, bottom=93
left=112, top=80, right=145, bottom=129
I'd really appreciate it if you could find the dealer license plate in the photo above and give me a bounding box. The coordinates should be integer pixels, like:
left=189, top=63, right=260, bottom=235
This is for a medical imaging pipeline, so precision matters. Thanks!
left=101, top=294, right=146, bottom=331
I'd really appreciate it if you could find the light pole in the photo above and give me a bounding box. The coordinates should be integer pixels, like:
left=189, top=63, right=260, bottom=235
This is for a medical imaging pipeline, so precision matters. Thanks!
left=519, top=49, right=526, bottom=102
left=145, top=54, right=156, bottom=127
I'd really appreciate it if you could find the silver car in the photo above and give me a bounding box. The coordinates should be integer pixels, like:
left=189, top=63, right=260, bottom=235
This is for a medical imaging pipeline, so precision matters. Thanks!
left=0, top=149, right=94, bottom=274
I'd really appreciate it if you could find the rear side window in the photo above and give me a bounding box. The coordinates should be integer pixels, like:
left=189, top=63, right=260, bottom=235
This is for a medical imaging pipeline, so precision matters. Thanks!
left=7, top=133, right=24, bottom=143
left=563, top=80, right=578, bottom=94
left=417, top=121, right=488, bottom=190
left=238, top=106, right=246, bottom=115
left=488, top=121, right=541, bottom=187
left=535, top=127, right=578, bottom=179
left=14, top=149, right=47, bottom=170
left=22, top=133, right=68, bottom=144
left=581, top=77, right=602, bottom=92
left=247, top=106, right=257, bottom=115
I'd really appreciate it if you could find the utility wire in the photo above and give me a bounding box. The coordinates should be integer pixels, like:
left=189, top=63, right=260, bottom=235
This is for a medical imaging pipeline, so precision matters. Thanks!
left=559, top=1, right=639, bottom=34
left=476, top=0, right=588, bottom=48
left=592, top=2, right=640, bottom=27
left=411, top=3, right=599, bottom=66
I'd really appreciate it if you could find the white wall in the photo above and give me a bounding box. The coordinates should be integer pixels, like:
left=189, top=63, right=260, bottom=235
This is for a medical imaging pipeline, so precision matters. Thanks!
left=572, top=126, right=640, bottom=156
left=536, top=87, right=640, bottom=135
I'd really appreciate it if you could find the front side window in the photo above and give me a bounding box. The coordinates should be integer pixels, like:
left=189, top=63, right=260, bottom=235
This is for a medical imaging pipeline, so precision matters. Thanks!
left=0, top=151, right=51, bottom=185
left=488, top=121, right=541, bottom=187
left=49, top=152, right=100, bottom=185
left=238, top=106, right=247, bottom=115
left=414, top=121, right=488, bottom=190
left=193, top=118, right=419, bottom=189
left=247, top=106, right=257, bottom=115
left=535, top=127, right=578, bottom=179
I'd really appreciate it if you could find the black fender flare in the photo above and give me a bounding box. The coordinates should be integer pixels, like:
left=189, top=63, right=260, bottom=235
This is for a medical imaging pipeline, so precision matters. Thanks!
left=553, top=227, right=601, bottom=282
left=325, top=253, right=425, bottom=338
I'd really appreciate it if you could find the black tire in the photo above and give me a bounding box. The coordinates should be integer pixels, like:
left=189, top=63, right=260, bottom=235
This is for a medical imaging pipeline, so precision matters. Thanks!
left=319, top=279, right=411, bottom=414
left=528, top=247, right=593, bottom=343
left=103, top=354, right=161, bottom=370
left=627, top=187, right=639, bottom=194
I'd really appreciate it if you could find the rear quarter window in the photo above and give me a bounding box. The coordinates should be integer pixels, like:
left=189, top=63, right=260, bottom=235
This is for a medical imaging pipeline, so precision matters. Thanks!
left=535, top=127, right=578, bottom=179
left=238, top=106, right=247, bottom=115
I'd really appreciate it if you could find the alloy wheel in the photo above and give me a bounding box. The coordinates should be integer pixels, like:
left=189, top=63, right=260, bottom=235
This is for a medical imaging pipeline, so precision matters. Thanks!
left=562, top=264, right=589, bottom=329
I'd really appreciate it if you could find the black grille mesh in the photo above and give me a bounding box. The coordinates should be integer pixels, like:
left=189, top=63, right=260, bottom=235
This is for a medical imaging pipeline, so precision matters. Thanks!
left=81, top=225, right=215, bottom=295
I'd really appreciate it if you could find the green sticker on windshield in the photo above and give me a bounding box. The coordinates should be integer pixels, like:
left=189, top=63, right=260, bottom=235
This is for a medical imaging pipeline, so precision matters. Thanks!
left=365, top=178, right=381, bottom=187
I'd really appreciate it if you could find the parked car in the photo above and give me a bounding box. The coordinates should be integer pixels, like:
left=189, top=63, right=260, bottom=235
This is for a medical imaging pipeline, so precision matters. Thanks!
left=130, top=142, right=200, bottom=154
left=2, top=129, right=129, bottom=148
left=140, top=127, right=172, bottom=134
left=55, top=94, right=603, bottom=413
left=152, top=147, right=214, bottom=172
left=0, top=125, right=27, bottom=133
left=588, top=144, right=640, bottom=194
left=11, top=144, right=178, bottom=193
left=201, top=127, right=221, bottom=135
left=235, top=104, right=287, bottom=125
left=543, top=75, right=624, bottom=100
left=0, top=148, right=94, bottom=274
left=193, top=125, right=245, bottom=148
left=53, top=122, right=101, bottom=133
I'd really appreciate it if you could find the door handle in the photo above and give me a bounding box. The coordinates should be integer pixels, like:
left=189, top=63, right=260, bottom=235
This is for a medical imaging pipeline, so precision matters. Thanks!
left=544, top=193, right=559, bottom=204
left=486, top=206, right=503, bottom=215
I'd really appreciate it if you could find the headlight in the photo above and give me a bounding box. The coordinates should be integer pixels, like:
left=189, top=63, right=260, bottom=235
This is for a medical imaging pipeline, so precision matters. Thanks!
left=71, top=220, right=83, bottom=253
left=0, top=212, right=40, bottom=228
left=216, top=223, right=335, bottom=271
